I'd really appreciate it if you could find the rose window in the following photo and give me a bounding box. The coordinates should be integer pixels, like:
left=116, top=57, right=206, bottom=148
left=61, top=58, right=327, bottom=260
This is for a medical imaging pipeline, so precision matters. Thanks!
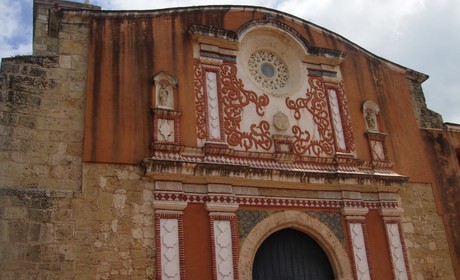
left=248, top=50, right=288, bottom=90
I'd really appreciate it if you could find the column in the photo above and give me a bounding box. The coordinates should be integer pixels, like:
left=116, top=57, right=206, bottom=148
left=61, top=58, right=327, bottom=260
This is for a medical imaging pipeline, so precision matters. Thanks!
left=154, top=181, right=187, bottom=280
left=380, top=208, right=410, bottom=280
left=206, top=184, right=239, bottom=280
left=342, top=192, right=372, bottom=280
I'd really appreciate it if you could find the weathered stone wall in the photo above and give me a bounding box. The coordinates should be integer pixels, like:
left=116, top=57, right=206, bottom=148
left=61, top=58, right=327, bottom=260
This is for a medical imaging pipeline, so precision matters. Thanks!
left=407, top=76, right=443, bottom=129
left=0, top=55, right=84, bottom=191
left=33, top=4, right=58, bottom=55
left=0, top=5, right=91, bottom=191
left=0, top=188, right=75, bottom=279
left=420, top=127, right=460, bottom=278
left=33, top=0, right=100, bottom=55
left=76, top=163, right=156, bottom=279
left=400, top=183, right=455, bottom=280
left=0, top=163, right=156, bottom=279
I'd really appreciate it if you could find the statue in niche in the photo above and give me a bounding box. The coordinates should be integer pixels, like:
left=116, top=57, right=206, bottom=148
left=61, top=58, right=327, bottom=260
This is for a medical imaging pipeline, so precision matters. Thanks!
left=153, top=72, right=177, bottom=109
left=158, top=84, right=170, bottom=107
left=366, top=112, right=376, bottom=131
left=362, top=100, right=380, bottom=132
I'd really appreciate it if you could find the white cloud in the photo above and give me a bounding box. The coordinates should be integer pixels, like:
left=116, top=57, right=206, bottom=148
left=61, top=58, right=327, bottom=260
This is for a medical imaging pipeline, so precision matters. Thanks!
left=275, top=0, right=427, bottom=51
left=0, top=0, right=21, bottom=39
left=0, top=0, right=32, bottom=58
left=272, top=0, right=460, bottom=123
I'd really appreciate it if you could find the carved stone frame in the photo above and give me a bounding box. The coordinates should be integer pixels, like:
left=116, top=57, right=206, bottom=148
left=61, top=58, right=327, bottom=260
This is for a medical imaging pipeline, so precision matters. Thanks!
left=152, top=108, right=182, bottom=146
left=153, top=72, right=178, bottom=109
left=238, top=211, right=353, bottom=280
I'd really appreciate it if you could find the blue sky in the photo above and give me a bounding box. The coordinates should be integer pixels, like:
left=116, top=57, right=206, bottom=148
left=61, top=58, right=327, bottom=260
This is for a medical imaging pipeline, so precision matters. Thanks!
left=1, top=0, right=459, bottom=124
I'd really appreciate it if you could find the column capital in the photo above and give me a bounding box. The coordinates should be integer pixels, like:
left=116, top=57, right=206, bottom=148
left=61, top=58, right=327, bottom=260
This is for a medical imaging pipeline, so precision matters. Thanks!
left=153, top=200, right=188, bottom=211
left=341, top=207, right=369, bottom=216
left=205, top=202, right=239, bottom=213
left=379, top=207, right=404, bottom=217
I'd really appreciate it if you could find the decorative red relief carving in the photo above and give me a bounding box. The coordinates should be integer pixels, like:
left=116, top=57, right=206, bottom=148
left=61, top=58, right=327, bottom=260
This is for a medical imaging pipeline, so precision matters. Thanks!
left=220, top=62, right=272, bottom=150
left=152, top=109, right=182, bottom=145
left=194, top=59, right=207, bottom=140
left=286, top=76, right=334, bottom=156
left=292, top=125, right=333, bottom=156
left=194, top=60, right=354, bottom=158
left=336, top=81, right=355, bottom=152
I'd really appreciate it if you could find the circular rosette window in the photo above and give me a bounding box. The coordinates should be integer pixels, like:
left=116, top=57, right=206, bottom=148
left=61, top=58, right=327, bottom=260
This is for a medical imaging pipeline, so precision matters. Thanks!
left=248, top=50, right=289, bottom=91
left=237, top=28, right=306, bottom=97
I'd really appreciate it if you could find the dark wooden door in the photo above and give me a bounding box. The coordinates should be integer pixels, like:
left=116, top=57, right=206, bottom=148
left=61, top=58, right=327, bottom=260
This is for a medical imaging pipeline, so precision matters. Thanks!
left=253, top=228, right=334, bottom=280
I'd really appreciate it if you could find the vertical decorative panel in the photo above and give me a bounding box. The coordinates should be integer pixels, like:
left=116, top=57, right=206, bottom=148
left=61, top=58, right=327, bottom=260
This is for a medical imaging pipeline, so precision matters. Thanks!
left=193, top=59, right=206, bottom=144
left=208, top=209, right=239, bottom=280
left=213, top=220, right=235, bottom=280
left=205, top=71, right=222, bottom=141
left=349, top=223, right=371, bottom=280
left=160, top=219, right=181, bottom=280
left=335, top=82, right=355, bottom=153
left=386, top=223, right=409, bottom=280
left=327, top=88, right=346, bottom=152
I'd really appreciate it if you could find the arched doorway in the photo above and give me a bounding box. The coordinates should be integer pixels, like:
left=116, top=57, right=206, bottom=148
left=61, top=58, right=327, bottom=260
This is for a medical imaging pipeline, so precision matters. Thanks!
left=238, top=211, right=353, bottom=280
left=253, top=228, right=334, bottom=280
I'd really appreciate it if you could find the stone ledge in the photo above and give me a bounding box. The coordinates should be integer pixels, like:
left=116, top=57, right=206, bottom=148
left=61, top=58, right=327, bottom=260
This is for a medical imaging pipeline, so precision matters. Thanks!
left=1, top=55, right=59, bottom=68
left=0, top=187, right=75, bottom=198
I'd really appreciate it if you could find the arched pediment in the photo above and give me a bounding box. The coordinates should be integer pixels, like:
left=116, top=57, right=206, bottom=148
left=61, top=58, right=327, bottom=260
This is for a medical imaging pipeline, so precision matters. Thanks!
left=236, top=14, right=312, bottom=54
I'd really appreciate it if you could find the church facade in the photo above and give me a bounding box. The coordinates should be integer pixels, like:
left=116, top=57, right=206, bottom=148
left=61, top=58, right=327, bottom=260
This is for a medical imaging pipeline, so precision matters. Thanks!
left=0, top=1, right=459, bottom=279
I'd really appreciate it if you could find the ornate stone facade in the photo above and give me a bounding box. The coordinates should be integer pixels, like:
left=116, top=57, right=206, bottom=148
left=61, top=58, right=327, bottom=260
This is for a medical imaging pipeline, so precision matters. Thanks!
left=0, top=1, right=458, bottom=279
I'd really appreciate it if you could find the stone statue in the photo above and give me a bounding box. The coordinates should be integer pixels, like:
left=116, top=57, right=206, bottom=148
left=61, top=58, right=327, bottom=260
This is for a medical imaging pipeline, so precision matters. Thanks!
left=366, top=112, right=376, bottom=131
left=158, top=85, right=169, bottom=107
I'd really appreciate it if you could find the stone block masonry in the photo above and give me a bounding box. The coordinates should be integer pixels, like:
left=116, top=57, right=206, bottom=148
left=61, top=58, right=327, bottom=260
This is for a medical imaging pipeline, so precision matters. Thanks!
left=1, top=0, right=94, bottom=192
left=0, top=3, right=157, bottom=278
left=0, top=163, right=156, bottom=279
left=400, top=183, right=456, bottom=280
left=0, top=55, right=84, bottom=191
left=0, top=188, right=75, bottom=279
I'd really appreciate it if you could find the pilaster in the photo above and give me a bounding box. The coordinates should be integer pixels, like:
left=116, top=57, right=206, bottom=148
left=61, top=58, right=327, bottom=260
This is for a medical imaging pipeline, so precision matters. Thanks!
left=206, top=184, right=239, bottom=280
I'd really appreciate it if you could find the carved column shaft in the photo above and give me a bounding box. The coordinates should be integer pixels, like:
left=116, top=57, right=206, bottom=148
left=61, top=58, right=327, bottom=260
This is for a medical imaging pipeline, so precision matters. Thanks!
left=154, top=181, right=187, bottom=280
left=342, top=206, right=372, bottom=280
left=206, top=184, right=239, bottom=280
left=156, top=212, right=185, bottom=280
left=210, top=214, right=238, bottom=280
left=380, top=209, right=411, bottom=280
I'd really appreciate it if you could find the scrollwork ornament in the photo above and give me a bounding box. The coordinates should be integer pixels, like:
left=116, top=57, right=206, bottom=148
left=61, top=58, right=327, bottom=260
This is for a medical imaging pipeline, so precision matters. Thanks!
left=286, top=76, right=334, bottom=156
left=220, top=63, right=272, bottom=151
left=194, top=59, right=206, bottom=139
left=292, top=125, right=310, bottom=155
left=337, top=81, right=355, bottom=152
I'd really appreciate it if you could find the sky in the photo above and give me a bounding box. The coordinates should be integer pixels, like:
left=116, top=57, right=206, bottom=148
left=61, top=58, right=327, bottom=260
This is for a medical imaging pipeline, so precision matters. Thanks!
left=1, top=0, right=459, bottom=124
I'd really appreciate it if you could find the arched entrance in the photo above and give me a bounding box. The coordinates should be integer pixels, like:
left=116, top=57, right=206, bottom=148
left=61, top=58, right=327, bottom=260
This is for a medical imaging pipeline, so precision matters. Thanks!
left=238, top=211, right=353, bottom=280
left=253, top=228, right=334, bottom=280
